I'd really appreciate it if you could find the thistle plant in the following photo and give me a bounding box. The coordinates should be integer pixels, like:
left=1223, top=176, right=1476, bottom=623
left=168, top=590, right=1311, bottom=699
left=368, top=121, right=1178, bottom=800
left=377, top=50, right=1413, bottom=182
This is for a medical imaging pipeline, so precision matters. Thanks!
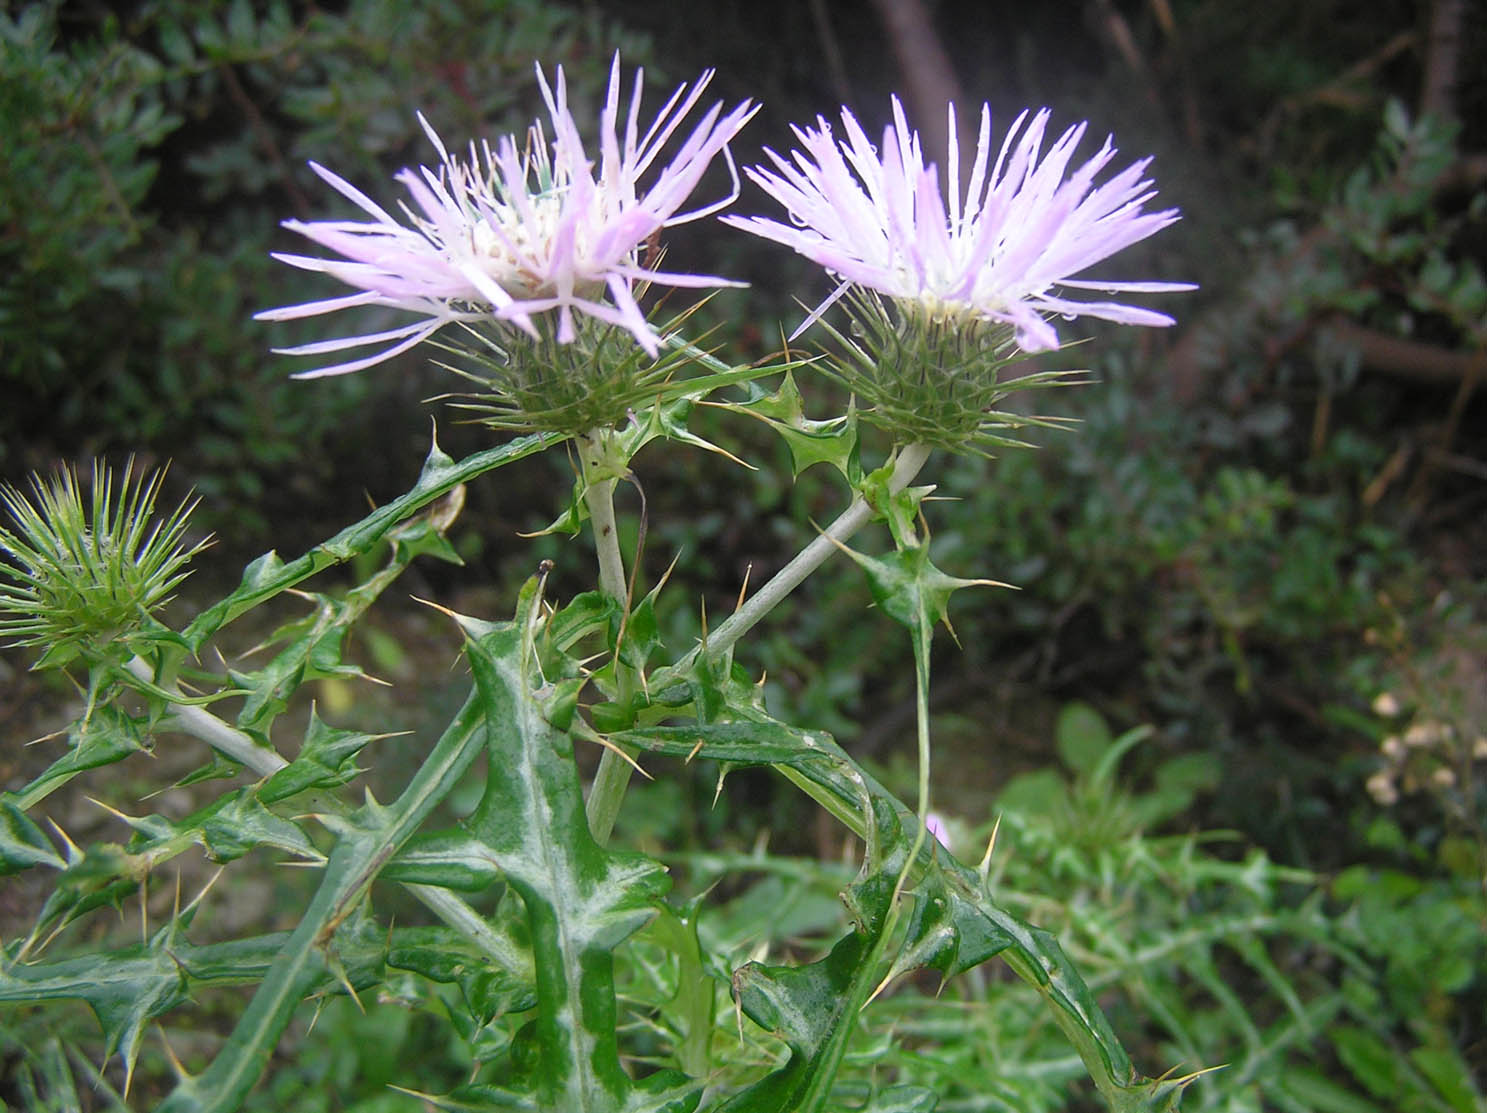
left=0, top=60, right=1200, bottom=1112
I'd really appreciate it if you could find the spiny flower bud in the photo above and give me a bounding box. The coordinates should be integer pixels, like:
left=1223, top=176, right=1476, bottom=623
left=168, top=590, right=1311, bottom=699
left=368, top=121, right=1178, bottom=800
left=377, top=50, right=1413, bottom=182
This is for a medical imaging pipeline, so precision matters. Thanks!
left=0, top=461, right=208, bottom=669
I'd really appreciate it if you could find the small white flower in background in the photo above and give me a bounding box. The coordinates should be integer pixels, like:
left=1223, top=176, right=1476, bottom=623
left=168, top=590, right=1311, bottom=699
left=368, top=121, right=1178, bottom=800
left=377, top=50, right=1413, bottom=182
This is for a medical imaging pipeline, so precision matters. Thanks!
left=1404, top=721, right=1448, bottom=748
left=1371, top=691, right=1402, bottom=717
left=258, top=57, right=757, bottom=376
left=723, top=97, right=1193, bottom=350
left=1366, top=771, right=1399, bottom=806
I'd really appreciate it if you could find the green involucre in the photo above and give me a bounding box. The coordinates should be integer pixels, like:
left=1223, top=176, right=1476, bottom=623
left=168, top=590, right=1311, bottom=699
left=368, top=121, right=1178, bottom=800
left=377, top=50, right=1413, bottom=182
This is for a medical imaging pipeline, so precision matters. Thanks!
left=816, top=289, right=1087, bottom=455
left=438, top=306, right=727, bottom=436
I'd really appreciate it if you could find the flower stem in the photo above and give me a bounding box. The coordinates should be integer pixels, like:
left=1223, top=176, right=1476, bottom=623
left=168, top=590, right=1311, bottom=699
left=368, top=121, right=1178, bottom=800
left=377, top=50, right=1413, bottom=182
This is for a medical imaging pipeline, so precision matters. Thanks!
left=586, top=741, right=632, bottom=846
left=126, top=656, right=287, bottom=777
left=903, top=624, right=933, bottom=885
left=579, top=428, right=637, bottom=845
left=581, top=473, right=628, bottom=608
left=706, top=441, right=933, bottom=660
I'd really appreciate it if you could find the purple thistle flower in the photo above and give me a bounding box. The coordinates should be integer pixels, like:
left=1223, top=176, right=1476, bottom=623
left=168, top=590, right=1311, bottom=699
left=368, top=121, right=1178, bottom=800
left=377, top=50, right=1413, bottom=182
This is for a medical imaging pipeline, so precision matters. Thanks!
left=722, top=97, right=1193, bottom=351
left=257, top=57, right=757, bottom=377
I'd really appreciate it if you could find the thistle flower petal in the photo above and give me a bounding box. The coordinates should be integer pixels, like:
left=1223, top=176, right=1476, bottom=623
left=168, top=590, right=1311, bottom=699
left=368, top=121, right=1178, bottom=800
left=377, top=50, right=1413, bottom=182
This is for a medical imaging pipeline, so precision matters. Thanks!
left=722, top=96, right=1193, bottom=349
left=259, top=56, right=757, bottom=374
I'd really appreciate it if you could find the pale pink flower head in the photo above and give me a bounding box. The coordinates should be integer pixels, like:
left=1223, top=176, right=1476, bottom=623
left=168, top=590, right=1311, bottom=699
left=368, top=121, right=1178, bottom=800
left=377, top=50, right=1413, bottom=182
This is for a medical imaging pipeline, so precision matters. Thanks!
left=723, top=97, right=1193, bottom=351
left=257, top=56, right=758, bottom=378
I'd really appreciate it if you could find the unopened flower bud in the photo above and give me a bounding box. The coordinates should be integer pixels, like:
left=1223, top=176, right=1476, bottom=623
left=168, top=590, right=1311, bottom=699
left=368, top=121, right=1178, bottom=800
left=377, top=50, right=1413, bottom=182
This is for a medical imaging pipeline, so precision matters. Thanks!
left=0, top=461, right=207, bottom=668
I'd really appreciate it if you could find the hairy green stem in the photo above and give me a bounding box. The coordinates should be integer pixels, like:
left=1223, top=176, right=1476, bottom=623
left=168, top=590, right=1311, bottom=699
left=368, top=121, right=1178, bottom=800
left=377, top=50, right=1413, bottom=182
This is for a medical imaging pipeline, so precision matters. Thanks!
left=578, top=430, right=629, bottom=606
left=708, top=442, right=933, bottom=657
left=579, top=429, right=640, bottom=846
left=126, top=656, right=287, bottom=776
left=129, top=655, right=527, bottom=978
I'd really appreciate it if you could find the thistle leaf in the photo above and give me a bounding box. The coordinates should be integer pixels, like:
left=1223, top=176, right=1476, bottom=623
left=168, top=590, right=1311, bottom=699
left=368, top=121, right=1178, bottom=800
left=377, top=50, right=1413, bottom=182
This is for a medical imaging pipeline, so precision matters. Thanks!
left=228, top=591, right=373, bottom=741
left=615, top=698, right=1195, bottom=1113
left=6, top=938, right=185, bottom=1090
left=0, top=800, right=65, bottom=874
left=184, top=431, right=558, bottom=646
left=228, top=498, right=463, bottom=741
left=381, top=828, right=504, bottom=892
left=154, top=682, right=490, bottom=1112
left=456, top=576, right=678, bottom=1113
left=28, top=843, right=150, bottom=943
left=0, top=921, right=405, bottom=1093
left=8, top=702, right=149, bottom=811
left=386, top=925, right=537, bottom=1022
left=257, top=710, right=385, bottom=801
left=717, top=925, right=880, bottom=1113
left=715, top=372, right=860, bottom=481
left=715, top=795, right=953, bottom=1112
left=114, top=788, right=322, bottom=865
